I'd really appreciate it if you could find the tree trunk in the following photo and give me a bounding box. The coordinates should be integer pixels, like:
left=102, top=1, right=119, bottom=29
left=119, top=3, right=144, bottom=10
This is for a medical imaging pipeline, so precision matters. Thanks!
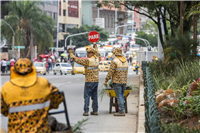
left=180, top=1, right=184, bottom=34
left=157, top=16, right=164, bottom=49
left=162, top=8, right=168, bottom=41
left=170, top=15, right=175, bottom=37
left=193, top=14, right=198, bottom=56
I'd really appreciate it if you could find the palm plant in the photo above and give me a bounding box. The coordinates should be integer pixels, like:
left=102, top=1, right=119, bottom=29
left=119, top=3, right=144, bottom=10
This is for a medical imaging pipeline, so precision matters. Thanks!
left=164, top=30, right=197, bottom=62
left=1, top=1, right=55, bottom=58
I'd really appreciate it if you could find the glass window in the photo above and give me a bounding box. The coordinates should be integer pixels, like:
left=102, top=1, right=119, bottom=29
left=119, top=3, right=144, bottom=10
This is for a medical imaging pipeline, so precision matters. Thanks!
left=62, top=24, right=65, bottom=32
left=56, top=64, right=60, bottom=67
left=61, top=64, right=71, bottom=67
left=63, top=10, right=66, bottom=16
left=34, top=63, right=44, bottom=67
left=99, top=62, right=103, bottom=65
left=63, top=0, right=66, bottom=2
left=74, top=63, right=83, bottom=67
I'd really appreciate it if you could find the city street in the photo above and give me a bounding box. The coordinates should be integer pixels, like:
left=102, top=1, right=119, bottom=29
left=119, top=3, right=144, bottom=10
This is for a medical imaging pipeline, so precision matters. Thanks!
left=1, top=67, right=139, bottom=133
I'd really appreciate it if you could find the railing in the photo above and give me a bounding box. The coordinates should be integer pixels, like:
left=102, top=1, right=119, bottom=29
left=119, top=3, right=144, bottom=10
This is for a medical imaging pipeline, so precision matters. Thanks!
left=142, top=61, right=164, bottom=133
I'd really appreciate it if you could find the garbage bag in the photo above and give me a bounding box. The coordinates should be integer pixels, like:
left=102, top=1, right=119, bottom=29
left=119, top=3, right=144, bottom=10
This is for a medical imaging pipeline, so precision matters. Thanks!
left=48, top=116, right=73, bottom=133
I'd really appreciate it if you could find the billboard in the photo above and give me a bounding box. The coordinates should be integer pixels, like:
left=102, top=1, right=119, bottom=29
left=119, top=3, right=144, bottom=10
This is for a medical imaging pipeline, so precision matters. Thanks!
left=68, top=1, right=79, bottom=18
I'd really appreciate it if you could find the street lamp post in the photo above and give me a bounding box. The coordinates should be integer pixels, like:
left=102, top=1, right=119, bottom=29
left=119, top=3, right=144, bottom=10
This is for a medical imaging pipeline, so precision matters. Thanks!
left=56, top=0, right=59, bottom=58
left=64, top=32, right=89, bottom=53
left=1, top=19, right=15, bottom=50
left=115, top=24, right=135, bottom=38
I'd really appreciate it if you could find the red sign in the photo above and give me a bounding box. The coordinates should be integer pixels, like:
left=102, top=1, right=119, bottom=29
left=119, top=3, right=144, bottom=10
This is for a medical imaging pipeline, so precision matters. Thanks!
left=88, top=31, right=100, bottom=43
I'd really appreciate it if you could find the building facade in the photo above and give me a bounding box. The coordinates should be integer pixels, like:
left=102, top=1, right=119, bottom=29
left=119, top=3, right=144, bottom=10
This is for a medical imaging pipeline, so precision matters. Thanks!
left=58, top=0, right=82, bottom=40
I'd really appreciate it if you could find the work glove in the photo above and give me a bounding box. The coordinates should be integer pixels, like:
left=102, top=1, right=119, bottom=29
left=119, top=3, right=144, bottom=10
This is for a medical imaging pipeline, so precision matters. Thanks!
left=68, top=48, right=73, bottom=54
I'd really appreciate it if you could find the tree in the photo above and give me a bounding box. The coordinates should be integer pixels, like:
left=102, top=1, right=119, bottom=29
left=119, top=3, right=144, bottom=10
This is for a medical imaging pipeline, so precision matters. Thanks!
left=97, top=1, right=193, bottom=49
left=59, top=25, right=109, bottom=48
left=185, top=2, right=200, bottom=56
left=135, top=31, right=157, bottom=47
left=1, top=1, right=55, bottom=58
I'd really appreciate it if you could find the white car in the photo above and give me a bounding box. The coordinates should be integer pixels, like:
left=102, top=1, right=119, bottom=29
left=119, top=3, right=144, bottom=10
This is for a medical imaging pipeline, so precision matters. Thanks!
left=53, top=63, right=72, bottom=75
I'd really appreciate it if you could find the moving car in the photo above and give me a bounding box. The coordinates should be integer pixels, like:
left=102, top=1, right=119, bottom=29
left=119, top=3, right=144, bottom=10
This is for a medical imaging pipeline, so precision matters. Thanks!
left=72, top=63, right=85, bottom=75
left=99, top=61, right=111, bottom=71
left=34, top=62, right=47, bottom=75
left=53, top=63, right=72, bottom=75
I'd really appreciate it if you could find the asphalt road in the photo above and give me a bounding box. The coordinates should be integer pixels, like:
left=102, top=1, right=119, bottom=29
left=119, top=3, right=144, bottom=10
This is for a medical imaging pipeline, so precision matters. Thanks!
left=1, top=66, right=140, bottom=133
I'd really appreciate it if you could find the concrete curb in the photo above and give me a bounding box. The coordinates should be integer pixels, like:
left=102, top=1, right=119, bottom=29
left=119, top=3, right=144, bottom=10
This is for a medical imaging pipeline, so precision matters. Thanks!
left=137, top=70, right=145, bottom=133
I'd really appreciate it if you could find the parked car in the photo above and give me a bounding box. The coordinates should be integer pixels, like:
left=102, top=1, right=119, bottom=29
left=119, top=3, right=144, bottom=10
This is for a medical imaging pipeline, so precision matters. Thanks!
left=72, top=63, right=85, bottom=75
left=99, top=61, right=111, bottom=71
left=34, top=62, right=47, bottom=75
left=53, top=63, right=72, bottom=75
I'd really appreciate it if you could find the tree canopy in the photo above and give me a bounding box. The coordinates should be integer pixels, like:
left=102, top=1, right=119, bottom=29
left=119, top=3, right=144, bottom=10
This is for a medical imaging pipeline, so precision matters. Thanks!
left=135, top=31, right=157, bottom=47
left=60, top=25, right=109, bottom=48
left=1, top=1, right=55, bottom=58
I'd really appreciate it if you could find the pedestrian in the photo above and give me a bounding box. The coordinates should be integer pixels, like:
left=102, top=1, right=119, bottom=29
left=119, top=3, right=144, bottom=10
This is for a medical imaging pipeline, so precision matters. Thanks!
left=6, top=59, right=10, bottom=71
left=68, top=44, right=101, bottom=116
left=1, top=59, right=7, bottom=73
left=70, top=59, right=74, bottom=66
left=135, top=61, right=140, bottom=75
left=1, top=58, right=64, bottom=132
left=48, top=57, right=52, bottom=71
left=104, top=47, right=128, bottom=116
left=10, top=57, right=15, bottom=69
left=129, top=55, right=132, bottom=65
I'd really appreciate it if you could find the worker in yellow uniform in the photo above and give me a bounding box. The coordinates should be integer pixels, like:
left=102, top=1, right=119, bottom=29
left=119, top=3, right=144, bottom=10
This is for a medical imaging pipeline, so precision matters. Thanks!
left=104, top=48, right=128, bottom=116
left=68, top=44, right=101, bottom=116
left=1, top=58, right=64, bottom=133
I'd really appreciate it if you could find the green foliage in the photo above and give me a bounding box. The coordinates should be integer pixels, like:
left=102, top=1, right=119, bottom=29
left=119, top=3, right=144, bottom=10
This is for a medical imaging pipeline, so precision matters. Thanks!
left=149, top=59, right=200, bottom=91
left=164, top=31, right=197, bottom=61
left=163, top=123, right=200, bottom=133
left=135, top=31, right=157, bottom=47
left=72, top=118, right=89, bottom=133
left=60, top=25, right=109, bottom=48
left=1, top=1, right=55, bottom=56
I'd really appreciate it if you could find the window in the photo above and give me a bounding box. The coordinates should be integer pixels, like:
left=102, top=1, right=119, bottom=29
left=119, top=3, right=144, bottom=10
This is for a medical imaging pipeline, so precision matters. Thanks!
left=56, top=64, right=60, bottom=67
left=108, top=15, right=110, bottom=28
left=61, top=64, right=71, bottom=67
left=62, top=24, right=65, bottom=32
left=63, top=0, right=65, bottom=2
left=63, top=10, right=66, bottom=16
left=54, top=13, right=57, bottom=20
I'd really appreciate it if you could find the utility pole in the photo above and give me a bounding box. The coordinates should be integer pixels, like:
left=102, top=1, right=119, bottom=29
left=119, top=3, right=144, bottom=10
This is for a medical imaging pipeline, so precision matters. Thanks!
left=115, top=9, right=117, bottom=35
left=56, top=0, right=59, bottom=57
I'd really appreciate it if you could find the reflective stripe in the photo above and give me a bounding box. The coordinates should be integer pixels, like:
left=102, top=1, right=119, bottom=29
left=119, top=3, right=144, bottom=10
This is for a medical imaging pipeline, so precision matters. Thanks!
left=116, top=68, right=128, bottom=70
left=9, top=100, right=50, bottom=113
left=87, top=67, right=98, bottom=69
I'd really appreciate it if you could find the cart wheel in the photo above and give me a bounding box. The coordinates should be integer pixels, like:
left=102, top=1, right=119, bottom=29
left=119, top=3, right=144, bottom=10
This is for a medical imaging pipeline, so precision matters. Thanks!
left=115, top=98, right=119, bottom=112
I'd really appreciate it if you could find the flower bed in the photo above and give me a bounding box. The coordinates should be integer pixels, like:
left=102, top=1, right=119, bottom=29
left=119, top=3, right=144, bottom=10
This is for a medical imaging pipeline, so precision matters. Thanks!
left=148, top=60, right=200, bottom=132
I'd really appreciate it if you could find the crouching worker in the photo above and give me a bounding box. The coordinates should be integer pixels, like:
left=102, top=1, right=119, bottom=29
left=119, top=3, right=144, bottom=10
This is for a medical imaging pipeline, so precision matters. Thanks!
left=1, top=58, right=65, bottom=133
left=104, top=48, right=128, bottom=116
left=68, top=44, right=101, bottom=116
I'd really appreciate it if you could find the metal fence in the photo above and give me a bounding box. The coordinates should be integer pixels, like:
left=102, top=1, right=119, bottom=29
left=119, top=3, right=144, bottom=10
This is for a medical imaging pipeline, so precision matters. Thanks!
left=142, top=61, right=164, bottom=133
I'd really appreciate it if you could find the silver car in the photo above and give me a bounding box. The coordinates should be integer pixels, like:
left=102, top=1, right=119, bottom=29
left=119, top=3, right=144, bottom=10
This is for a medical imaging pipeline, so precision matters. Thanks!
left=53, top=63, right=72, bottom=75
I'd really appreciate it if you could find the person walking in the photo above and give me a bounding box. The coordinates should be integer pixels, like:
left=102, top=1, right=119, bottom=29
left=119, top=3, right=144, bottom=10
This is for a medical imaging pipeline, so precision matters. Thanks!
left=6, top=59, right=10, bottom=71
left=68, top=44, right=101, bottom=116
left=135, top=61, right=140, bottom=75
left=48, top=57, right=52, bottom=71
left=10, top=57, right=15, bottom=69
left=1, top=59, right=7, bottom=73
left=104, top=47, right=128, bottom=116
left=1, top=58, right=64, bottom=132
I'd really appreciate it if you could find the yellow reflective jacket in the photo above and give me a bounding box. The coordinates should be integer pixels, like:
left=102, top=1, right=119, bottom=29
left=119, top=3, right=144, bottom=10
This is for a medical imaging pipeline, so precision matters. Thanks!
left=1, top=77, right=63, bottom=133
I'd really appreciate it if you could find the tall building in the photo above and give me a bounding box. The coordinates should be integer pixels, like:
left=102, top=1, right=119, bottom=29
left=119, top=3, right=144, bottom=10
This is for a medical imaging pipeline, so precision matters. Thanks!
left=39, top=0, right=82, bottom=41
left=58, top=0, right=82, bottom=40
left=82, top=2, right=130, bottom=35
